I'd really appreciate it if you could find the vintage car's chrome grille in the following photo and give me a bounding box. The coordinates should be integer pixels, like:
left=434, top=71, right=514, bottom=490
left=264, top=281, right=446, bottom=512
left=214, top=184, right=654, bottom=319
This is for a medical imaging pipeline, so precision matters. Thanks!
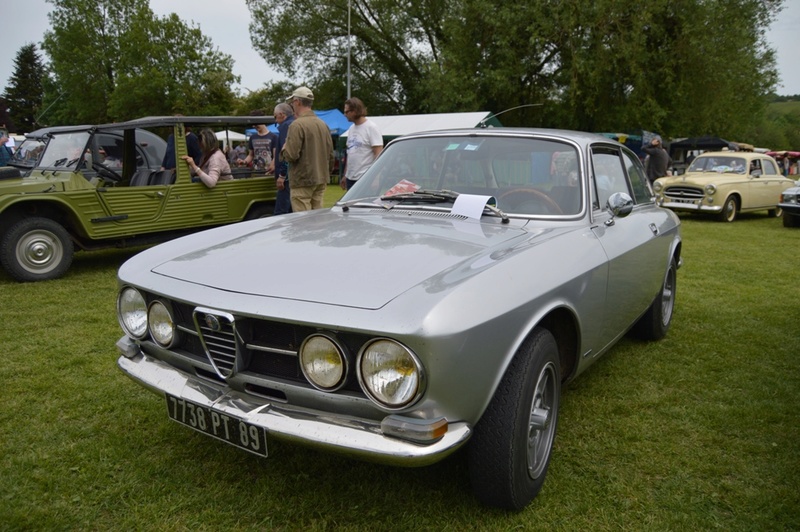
left=664, top=186, right=704, bottom=200
left=167, top=300, right=365, bottom=394
left=193, top=308, right=237, bottom=378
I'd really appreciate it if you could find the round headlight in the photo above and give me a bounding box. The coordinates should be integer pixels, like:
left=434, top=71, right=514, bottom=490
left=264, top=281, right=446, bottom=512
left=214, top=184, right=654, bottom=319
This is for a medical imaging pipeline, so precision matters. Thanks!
left=358, top=339, right=422, bottom=409
left=652, top=181, right=663, bottom=192
left=148, top=300, right=176, bottom=347
left=299, top=335, right=346, bottom=391
left=705, top=184, right=717, bottom=195
left=118, top=287, right=147, bottom=338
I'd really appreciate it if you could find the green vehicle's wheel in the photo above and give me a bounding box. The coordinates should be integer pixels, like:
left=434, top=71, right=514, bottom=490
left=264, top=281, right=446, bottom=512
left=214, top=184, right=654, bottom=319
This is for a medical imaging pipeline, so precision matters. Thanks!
left=468, top=327, right=561, bottom=510
left=718, top=196, right=738, bottom=222
left=1, top=217, right=74, bottom=282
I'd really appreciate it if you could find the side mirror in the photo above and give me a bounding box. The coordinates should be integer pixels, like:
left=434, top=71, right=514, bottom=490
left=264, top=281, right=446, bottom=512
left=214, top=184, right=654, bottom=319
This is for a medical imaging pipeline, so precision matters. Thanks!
left=604, top=192, right=634, bottom=226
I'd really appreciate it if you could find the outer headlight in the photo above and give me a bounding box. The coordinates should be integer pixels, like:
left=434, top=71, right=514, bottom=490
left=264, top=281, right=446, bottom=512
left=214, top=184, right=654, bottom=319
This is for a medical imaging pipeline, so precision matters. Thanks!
left=358, top=339, right=423, bottom=409
left=705, top=184, right=717, bottom=195
left=118, top=287, right=147, bottom=338
left=299, top=334, right=347, bottom=391
left=148, top=300, right=176, bottom=347
left=652, top=181, right=663, bottom=193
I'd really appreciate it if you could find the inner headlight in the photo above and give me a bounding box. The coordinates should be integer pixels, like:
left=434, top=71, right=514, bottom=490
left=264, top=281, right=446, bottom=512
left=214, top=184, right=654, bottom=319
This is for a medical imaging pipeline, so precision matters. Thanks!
left=148, top=300, right=176, bottom=347
left=652, top=181, right=663, bottom=193
left=299, top=334, right=346, bottom=391
left=358, top=339, right=423, bottom=409
left=118, top=287, right=147, bottom=338
left=705, top=184, right=717, bottom=195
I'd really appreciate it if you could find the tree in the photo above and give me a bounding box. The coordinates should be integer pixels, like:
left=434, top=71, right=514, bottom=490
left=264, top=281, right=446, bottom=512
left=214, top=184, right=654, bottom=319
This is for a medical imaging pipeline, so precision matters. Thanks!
left=41, top=0, right=239, bottom=124
left=3, top=44, right=46, bottom=133
left=247, top=0, right=783, bottom=137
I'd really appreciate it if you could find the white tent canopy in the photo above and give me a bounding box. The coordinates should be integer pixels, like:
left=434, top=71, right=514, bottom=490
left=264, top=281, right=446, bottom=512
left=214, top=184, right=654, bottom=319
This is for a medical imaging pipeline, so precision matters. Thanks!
left=340, top=112, right=494, bottom=139
left=216, top=130, right=247, bottom=147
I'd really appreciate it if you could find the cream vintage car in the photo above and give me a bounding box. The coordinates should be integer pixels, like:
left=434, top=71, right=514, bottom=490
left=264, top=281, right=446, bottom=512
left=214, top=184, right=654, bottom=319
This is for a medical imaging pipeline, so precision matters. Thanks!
left=653, top=151, right=795, bottom=222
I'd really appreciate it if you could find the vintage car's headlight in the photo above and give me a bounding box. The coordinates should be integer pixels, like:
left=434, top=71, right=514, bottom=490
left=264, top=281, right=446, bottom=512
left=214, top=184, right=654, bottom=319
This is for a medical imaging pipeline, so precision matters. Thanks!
left=148, top=300, right=176, bottom=347
left=652, top=181, right=663, bottom=193
left=299, top=334, right=347, bottom=391
left=118, top=287, right=147, bottom=338
left=705, top=184, right=717, bottom=195
left=359, top=339, right=423, bottom=409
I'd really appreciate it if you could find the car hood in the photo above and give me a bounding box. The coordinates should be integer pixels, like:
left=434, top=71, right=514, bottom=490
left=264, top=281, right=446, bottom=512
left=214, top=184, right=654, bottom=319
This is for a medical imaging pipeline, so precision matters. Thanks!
left=148, top=209, right=534, bottom=309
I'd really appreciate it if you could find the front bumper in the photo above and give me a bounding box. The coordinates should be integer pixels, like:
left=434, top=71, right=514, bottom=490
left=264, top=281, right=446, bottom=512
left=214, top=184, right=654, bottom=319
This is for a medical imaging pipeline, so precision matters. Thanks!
left=778, top=203, right=800, bottom=216
left=659, top=199, right=721, bottom=213
left=116, top=336, right=471, bottom=466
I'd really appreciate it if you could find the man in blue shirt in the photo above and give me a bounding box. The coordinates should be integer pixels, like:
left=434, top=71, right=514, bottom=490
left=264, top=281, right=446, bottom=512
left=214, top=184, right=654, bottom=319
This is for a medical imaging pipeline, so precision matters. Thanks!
left=271, top=103, right=295, bottom=214
left=0, top=135, right=13, bottom=166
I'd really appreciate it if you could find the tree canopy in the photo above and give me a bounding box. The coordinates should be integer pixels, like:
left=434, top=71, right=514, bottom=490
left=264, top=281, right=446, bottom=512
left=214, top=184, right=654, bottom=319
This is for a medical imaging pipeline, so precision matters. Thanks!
left=2, top=44, right=46, bottom=133
left=247, top=0, right=784, bottom=139
left=40, top=0, right=239, bottom=125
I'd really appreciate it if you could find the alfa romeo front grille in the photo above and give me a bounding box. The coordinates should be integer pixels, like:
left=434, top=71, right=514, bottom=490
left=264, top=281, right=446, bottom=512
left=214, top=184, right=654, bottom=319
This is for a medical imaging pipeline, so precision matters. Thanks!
left=193, top=308, right=237, bottom=379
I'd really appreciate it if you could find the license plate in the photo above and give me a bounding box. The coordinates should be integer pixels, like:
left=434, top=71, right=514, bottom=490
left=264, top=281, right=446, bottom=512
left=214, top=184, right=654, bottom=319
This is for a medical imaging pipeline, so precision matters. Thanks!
left=165, top=394, right=268, bottom=457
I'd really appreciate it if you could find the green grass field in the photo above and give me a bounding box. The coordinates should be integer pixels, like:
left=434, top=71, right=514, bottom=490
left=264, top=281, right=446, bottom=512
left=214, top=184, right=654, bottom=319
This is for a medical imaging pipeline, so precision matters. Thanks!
left=1, top=198, right=798, bottom=530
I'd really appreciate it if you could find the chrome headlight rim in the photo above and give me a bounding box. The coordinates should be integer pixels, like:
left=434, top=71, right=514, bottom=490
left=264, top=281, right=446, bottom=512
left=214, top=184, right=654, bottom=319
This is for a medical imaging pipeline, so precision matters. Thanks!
left=357, top=338, right=425, bottom=411
left=704, top=183, right=717, bottom=195
left=652, top=181, right=663, bottom=193
left=117, top=286, right=148, bottom=339
left=147, top=300, right=177, bottom=348
left=299, top=333, right=349, bottom=392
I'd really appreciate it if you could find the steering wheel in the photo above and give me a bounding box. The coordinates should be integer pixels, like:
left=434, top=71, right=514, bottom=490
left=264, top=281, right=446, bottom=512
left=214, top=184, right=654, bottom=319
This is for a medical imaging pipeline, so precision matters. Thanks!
left=497, top=188, right=563, bottom=215
left=92, top=161, right=122, bottom=182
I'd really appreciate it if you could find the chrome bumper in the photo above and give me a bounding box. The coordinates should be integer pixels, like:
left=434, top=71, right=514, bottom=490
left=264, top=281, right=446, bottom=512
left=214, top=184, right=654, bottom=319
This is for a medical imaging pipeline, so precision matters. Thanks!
left=116, top=336, right=471, bottom=466
left=660, top=200, right=721, bottom=213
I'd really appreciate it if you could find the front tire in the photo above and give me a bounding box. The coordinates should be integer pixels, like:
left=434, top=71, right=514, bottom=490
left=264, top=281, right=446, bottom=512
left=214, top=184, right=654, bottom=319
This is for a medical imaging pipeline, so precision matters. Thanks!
left=630, top=257, right=677, bottom=340
left=0, top=217, right=74, bottom=282
left=782, top=213, right=799, bottom=228
left=768, top=206, right=783, bottom=218
left=468, top=327, right=561, bottom=510
left=717, top=196, right=737, bottom=222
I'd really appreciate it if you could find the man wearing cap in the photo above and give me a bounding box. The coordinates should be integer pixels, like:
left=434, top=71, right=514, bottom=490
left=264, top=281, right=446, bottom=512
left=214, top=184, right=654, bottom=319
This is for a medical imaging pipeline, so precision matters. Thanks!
left=281, top=86, right=334, bottom=211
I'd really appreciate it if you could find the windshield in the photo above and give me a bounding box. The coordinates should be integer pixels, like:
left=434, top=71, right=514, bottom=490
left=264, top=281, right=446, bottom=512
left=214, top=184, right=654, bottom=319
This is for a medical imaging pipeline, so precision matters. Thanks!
left=10, top=138, right=47, bottom=168
left=341, top=135, right=582, bottom=216
left=688, top=156, right=747, bottom=174
left=38, top=132, right=91, bottom=170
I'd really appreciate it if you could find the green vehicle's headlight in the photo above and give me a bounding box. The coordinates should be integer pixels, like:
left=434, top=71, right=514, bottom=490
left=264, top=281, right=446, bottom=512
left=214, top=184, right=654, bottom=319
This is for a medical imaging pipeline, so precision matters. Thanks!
left=705, top=184, right=717, bottom=195
left=300, top=334, right=347, bottom=391
left=359, top=339, right=423, bottom=409
left=148, top=300, right=176, bottom=347
left=118, top=287, right=147, bottom=338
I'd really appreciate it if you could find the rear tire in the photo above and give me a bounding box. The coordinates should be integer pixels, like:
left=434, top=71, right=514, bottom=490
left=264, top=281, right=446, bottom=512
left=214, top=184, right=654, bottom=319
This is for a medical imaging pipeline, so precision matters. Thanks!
left=468, top=327, right=561, bottom=510
left=768, top=206, right=782, bottom=218
left=244, top=202, right=274, bottom=220
left=630, top=257, right=677, bottom=340
left=0, top=217, right=74, bottom=282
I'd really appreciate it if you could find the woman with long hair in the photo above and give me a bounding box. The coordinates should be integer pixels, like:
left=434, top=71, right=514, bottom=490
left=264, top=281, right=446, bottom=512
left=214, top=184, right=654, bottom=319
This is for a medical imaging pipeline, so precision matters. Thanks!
left=181, top=128, right=233, bottom=188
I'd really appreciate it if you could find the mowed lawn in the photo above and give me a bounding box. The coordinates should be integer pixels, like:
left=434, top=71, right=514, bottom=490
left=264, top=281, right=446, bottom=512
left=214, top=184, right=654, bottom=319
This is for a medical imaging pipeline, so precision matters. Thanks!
left=1, top=193, right=798, bottom=530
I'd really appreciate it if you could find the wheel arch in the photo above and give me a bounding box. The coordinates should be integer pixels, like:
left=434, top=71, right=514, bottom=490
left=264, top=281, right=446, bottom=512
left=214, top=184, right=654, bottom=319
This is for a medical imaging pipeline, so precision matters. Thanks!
left=0, top=200, right=84, bottom=248
left=537, top=307, right=580, bottom=383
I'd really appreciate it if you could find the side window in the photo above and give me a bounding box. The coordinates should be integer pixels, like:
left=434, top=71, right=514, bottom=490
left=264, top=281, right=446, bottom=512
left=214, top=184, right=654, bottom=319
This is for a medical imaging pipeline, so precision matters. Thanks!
left=590, top=148, right=629, bottom=209
left=762, top=159, right=778, bottom=175
left=95, top=133, right=124, bottom=170
left=622, top=150, right=652, bottom=204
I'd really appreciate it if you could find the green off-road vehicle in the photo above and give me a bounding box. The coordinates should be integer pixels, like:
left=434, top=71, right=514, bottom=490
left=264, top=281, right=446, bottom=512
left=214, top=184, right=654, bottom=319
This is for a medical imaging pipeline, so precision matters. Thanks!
left=0, top=116, right=276, bottom=282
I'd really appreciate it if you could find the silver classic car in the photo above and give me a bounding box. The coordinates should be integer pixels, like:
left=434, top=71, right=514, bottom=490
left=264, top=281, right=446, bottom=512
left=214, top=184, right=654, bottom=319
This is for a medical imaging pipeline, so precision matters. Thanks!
left=116, top=128, right=682, bottom=510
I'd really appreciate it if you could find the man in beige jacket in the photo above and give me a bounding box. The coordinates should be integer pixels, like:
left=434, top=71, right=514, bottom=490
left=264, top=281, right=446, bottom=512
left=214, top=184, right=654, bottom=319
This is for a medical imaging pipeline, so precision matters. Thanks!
left=281, top=86, right=334, bottom=211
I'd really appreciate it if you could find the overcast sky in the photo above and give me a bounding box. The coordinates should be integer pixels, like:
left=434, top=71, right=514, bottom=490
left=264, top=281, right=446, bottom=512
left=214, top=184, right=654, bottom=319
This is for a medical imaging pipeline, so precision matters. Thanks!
left=2, top=0, right=799, bottom=109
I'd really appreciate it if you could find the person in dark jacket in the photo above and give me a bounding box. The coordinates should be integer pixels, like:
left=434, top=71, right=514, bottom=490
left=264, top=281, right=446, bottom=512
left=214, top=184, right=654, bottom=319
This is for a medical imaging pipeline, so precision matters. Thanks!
left=642, top=136, right=672, bottom=183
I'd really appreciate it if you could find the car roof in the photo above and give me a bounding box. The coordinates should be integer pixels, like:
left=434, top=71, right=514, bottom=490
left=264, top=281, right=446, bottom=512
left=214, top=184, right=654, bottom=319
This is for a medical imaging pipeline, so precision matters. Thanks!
left=391, top=126, right=626, bottom=147
left=25, top=116, right=274, bottom=138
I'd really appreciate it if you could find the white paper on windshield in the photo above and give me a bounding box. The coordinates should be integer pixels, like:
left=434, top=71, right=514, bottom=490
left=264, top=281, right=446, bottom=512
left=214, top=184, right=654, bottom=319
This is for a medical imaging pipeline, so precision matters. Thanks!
left=452, top=194, right=495, bottom=220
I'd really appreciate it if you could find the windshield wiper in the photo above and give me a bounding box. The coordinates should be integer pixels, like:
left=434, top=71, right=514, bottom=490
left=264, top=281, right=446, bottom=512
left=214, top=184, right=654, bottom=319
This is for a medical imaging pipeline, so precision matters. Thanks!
left=381, top=189, right=509, bottom=223
left=380, top=189, right=461, bottom=203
